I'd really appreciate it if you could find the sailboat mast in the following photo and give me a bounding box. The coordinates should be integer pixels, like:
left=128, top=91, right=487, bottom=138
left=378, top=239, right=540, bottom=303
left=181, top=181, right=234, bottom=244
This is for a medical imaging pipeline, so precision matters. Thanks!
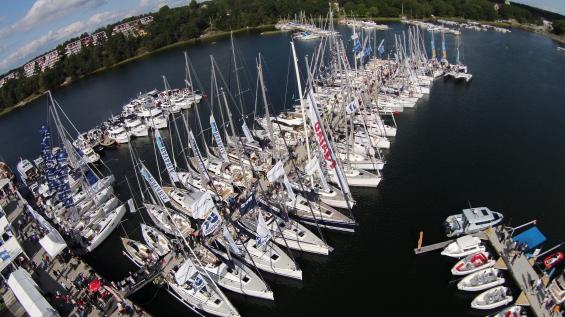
left=290, top=41, right=312, bottom=164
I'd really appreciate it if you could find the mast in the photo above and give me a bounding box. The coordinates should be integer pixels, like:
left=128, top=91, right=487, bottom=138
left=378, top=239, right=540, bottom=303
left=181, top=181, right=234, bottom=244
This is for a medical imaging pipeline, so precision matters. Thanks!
left=290, top=42, right=312, bottom=165
left=256, top=56, right=276, bottom=152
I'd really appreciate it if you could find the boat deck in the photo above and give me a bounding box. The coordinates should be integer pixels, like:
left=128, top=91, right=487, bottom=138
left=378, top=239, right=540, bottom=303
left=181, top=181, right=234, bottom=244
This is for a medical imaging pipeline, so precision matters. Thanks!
left=484, top=227, right=552, bottom=317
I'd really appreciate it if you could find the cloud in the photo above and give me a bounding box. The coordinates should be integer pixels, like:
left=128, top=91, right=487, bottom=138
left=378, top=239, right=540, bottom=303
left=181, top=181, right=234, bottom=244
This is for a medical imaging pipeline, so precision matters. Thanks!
left=0, top=0, right=108, bottom=39
left=0, top=10, right=122, bottom=72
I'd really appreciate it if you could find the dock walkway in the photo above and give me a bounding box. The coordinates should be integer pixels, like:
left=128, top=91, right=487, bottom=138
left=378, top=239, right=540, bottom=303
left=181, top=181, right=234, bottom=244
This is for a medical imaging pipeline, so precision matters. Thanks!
left=1, top=198, right=151, bottom=317
left=485, top=227, right=552, bottom=317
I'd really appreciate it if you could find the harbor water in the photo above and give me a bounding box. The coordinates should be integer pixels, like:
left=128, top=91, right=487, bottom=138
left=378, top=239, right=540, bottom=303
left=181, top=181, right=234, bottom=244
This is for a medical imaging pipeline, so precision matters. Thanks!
left=1, top=24, right=565, bottom=316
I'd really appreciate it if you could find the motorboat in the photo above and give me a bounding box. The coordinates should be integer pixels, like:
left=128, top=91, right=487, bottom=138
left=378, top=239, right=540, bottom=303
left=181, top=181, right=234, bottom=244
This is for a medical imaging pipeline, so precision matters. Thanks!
left=124, top=115, right=149, bottom=137
left=488, top=306, right=526, bottom=317
left=451, top=251, right=495, bottom=275
left=549, top=272, right=565, bottom=304
left=107, top=125, right=129, bottom=144
left=457, top=268, right=505, bottom=291
left=471, top=286, right=512, bottom=310
left=80, top=146, right=100, bottom=164
left=141, top=224, right=171, bottom=257
left=543, top=251, right=564, bottom=270
left=444, top=207, right=503, bottom=237
left=441, top=235, right=485, bottom=258
left=16, top=159, right=39, bottom=185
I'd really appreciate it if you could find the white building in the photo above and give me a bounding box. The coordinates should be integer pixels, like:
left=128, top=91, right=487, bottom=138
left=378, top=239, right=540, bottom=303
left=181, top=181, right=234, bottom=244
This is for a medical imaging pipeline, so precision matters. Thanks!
left=0, top=72, right=19, bottom=88
left=65, top=31, right=107, bottom=56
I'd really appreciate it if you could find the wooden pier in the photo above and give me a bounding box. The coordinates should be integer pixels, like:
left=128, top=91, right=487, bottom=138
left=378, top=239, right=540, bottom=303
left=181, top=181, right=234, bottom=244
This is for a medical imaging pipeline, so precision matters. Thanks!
left=414, top=239, right=453, bottom=254
left=1, top=198, right=151, bottom=317
left=484, top=227, right=553, bottom=317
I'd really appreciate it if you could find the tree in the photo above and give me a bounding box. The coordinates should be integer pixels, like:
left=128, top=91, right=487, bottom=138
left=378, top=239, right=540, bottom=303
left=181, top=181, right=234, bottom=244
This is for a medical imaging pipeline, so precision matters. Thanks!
left=553, top=20, right=565, bottom=35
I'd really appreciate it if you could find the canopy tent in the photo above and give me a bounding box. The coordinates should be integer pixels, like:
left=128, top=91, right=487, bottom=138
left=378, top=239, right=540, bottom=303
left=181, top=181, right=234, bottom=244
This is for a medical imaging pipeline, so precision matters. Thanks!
left=512, top=226, right=547, bottom=251
left=39, top=230, right=67, bottom=258
left=7, top=269, right=59, bottom=317
left=0, top=178, right=10, bottom=189
left=0, top=236, right=23, bottom=272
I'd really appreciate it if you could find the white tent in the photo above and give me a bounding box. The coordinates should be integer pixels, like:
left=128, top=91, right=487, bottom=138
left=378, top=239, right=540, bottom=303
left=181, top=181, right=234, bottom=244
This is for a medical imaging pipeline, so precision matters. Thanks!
left=7, top=269, right=59, bottom=317
left=0, top=236, right=23, bottom=272
left=39, top=230, right=67, bottom=258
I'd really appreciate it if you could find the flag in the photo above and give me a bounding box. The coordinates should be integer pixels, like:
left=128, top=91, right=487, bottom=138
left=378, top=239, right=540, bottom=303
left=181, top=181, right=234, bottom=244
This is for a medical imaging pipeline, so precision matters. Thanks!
left=127, top=198, right=136, bottom=213
left=283, top=174, right=296, bottom=201
left=190, top=192, right=215, bottom=219
left=188, top=130, right=210, bottom=183
left=238, top=194, right=256, bottom=216
left=306, top=91, right=350, bottom=195
left=345, top=99, right=360, bottom=114
left=242, top=121, right=254, bottom=143
left=267, top=161, right=285, bottom=183
left=155, top=130, right=180, bottom=183
left=377, top=39, right=385, bottom=57
left=223, top=225, right=242, bottom=256
left=352, top=39, right=361, bottom=53
left=202, top=209, right=222, bottom=236
left=210, top=115, right=229, bottom=162
left=256, top=211, right=272, bottom=248
left=174, top=259, right=198, bottom=285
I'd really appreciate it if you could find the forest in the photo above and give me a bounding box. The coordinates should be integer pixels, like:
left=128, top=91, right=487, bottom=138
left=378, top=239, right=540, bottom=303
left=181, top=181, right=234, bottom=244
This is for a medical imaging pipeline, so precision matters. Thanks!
left=0, top=0, right=561, bottom=112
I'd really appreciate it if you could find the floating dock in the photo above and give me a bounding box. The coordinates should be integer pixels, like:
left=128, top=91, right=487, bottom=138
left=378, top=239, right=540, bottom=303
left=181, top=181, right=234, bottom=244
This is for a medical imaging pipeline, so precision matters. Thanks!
left=1, top=198, right=151, bottom=317
left=484, top=227, right=552, bottom=317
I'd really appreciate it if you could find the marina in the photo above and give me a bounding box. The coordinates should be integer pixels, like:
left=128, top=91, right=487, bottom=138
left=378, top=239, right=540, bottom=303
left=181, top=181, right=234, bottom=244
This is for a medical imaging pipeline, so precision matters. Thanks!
left=1, top=8, right=564, bottom=316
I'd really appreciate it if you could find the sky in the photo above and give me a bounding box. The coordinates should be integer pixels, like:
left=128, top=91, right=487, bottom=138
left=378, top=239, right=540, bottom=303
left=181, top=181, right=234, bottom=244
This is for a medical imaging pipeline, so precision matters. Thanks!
left=0, top=0, right=188, bottom=74
left=513, top=0, right=565, bottom=16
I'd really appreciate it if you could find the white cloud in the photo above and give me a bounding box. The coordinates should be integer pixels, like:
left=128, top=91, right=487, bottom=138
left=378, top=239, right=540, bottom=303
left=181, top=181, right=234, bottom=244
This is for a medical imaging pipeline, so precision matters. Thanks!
left=0, top=0, right=189, bottom=73
left=0, top=0, right=108, bottom=39
left=0, top=10, right=122, bottom=72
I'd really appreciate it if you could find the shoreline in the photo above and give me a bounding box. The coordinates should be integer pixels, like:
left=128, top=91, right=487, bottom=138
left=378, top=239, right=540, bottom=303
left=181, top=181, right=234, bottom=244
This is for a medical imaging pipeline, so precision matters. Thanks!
left=1, top=17, right=563, bottom=118
left=0, top=24, right=275, bottom=118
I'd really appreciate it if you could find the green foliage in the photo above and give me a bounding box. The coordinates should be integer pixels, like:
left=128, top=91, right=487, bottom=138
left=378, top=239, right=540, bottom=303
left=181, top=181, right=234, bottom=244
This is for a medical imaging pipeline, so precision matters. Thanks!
left=0, top=0, right=560, bottom=111
left=553, top=20, right=565, bottom=35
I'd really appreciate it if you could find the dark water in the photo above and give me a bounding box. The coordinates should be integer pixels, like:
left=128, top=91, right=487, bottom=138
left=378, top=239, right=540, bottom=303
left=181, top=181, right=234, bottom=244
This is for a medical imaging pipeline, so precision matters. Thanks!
left=1, top=24, right=565, bottom=316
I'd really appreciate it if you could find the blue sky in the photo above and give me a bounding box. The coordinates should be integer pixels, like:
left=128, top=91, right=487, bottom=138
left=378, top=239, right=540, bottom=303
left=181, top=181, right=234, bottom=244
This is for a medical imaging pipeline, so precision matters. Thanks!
left=513, top=0, right=565, bottom=16
left=0, top=0, right=187, bottom=74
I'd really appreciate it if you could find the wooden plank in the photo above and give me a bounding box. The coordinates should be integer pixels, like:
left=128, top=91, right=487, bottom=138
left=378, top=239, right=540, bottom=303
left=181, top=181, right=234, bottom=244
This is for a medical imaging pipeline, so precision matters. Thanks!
left=413, top=239, right=453, bottom=254
left=494, top=257, right=507, bottom=270
left=516, top=292, right=530, bottom=306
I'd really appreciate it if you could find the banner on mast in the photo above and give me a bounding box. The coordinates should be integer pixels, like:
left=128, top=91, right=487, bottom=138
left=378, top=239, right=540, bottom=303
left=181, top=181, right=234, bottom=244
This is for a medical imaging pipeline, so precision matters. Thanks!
left=256, top=211, right=272, bottom=248
left=283, top=174, right=296, bottom=200
left=127, top=198, right=136, bottom=213
left=223, top=225, right=242, bottom=256
left=202, top=208, right=222, bottom=236
left=210, top=115, right=229, bottom=162
left=155, top=130, right=180, bottom=183
left=140, top=163, right=170, bottom=203
left=190, top=192, right=215, bottom=219
left=188, top=130, right=210, bottom=183
left=242, top=121, right=254, bottom=143
left=306, top=91, right=350, bottom=195
left=345, top=99, right=360, bottom=114
left=267, top=161, right=285, bottom=183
